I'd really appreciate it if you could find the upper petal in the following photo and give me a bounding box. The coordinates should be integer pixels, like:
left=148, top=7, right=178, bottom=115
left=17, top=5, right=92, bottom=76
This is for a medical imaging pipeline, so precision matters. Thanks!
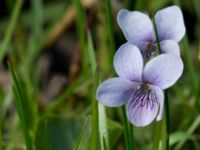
left=96, top=77, right=138, bottom=107
left=114, top=43, right=143, bottom=81
left=160, top=40, right=180, bottom=56
left=126, top=85, right=162, bottom=127
left=117, top=9, right=155, bottom=49
left=155, top=5, right=186, bottom=42
left=143, top=54, right=184, bottom=89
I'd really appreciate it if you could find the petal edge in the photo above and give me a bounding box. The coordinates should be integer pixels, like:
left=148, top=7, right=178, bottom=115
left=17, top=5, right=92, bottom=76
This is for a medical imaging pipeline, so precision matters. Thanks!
left=143, top=54, right=184, bottom=89
left=96, top=78, right=138, bottom=107
left=114, top=43, right=143, bottom=81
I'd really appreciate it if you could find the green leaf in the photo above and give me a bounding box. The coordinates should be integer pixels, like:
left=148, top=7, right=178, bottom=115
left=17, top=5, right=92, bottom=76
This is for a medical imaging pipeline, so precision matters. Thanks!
left=120, top=106, right=133, bottom=150
left=87, top=31, right=97, bottom=74
left=107, top=119, right=123, bottom=148
left=170, top=132, right=192, bottom=146
left=35, top=116, right=91, bottom=150
left=8, top=63, right=33, bottom=150
left=75, top=0, right=87, bottom=71
left=87, top=31, right=99, bottom=150
left=73, top=117, right=90, bottom=150
left=106, top=0, right=115, bottom=56
left=0, top=0, right=24, bottom=63
left=98, top=103, right=110, bottom=150
left=175, top=114, right=200, bottom=149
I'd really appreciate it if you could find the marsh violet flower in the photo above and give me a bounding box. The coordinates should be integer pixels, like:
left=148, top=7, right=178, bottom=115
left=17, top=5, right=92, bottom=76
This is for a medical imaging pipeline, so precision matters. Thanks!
left=117, top=5, right=185, bottom=58
left=96, top=43, right=183, bottom=126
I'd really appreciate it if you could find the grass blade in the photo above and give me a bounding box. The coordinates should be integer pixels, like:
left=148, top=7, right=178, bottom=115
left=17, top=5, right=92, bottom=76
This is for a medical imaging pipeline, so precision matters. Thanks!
left=164, top=90, right=170, bottom=150
left=75, top=0, right=87, bottom=71
left=87, top=31, right=97, bottom=74
left=173, top=0, right=199, bottom=94
left=120, top=106, right=133, bottom=150
left=73, top=117, right=90, bottom=150
left=98, top=103, right=110, bottom=150
left=175, top=114, right=200, bottom=149
left=106, top=0, right=115, bottom=56
left=182, top=36, right=198, bottom=94
left=87, top=31, right=99, bottom=149
left=170, top=132, right=192, bottom=146
left=152, top=121, right=162, bottom=150
left=128, top=122, right=134, bottom=150
left=0, top=90, right=12, bottom=149
left=31, top=0, right=43, bottom=37
left=8, top=63, right=33, bottom=150
left=0, top=0, right=24, bottom=63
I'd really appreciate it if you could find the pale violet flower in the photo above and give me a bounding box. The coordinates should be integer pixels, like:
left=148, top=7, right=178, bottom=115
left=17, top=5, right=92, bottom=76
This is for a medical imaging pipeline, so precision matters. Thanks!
left=117, top=5, right=185, bottom=58
left=96, top=43, right=183, bottom=127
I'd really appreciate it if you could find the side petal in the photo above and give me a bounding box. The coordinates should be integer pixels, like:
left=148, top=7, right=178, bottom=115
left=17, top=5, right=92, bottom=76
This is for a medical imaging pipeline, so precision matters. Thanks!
left=143, top=54, right=184, bottom=90
left=155, top=5, right=186, bottom=42
left=96, top=77, right=138, bottom=107
left=160, top=40, right=180, bottom=56
left=117, top=9, right=155, bottom=49
left=126, top=85, right=163, bottom=127
left=114, top=43, right=143, bottom=82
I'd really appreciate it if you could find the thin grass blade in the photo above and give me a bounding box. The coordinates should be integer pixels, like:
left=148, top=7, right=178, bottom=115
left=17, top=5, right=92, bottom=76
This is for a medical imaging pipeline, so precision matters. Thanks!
left=73, top=117, right=90, bottom=150
left=0, top=0, right=24, bottom=63
left=87, top=31, right=99, bottom=149
left=75, top=0, right=87, bottom=70
left=98, top=103, right=110, bottom=150
left=106, top=0, right=115, bottom=56
left=175, top=114, right=200, bottom=149
left=8, top=63, right=33, bottom=150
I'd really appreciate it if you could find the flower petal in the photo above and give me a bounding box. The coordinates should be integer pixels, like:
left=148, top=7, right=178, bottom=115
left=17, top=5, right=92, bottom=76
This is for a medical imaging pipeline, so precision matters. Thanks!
left=150, top=85, right=164, bottom=121
left=160, top=40, right=180, bottom=56
left=117, top=9, right=155, bottom=49
left=96, top=77, right=138, bottom=107
left=143, top=54, right=184, bottom=89
left=114, top=43, right=143, bottom=81
left=126, top=85, right=163, bottom=127
left=155, top=5, right=186, bottom=42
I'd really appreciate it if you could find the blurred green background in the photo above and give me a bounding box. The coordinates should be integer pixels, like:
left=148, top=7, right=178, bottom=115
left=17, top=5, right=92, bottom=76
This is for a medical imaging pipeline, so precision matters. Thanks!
left=0, top=0, right=200, bottom=149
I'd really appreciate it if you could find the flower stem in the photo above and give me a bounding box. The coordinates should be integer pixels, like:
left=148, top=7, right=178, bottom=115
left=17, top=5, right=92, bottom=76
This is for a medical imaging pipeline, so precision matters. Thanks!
left=153, top=18, right=161, bottom=54
left=120, top=106, right=132, bottom=150
left=129, top=122, right=134, bottom=150
left=164, top=90, right=170, bottom=150
left=153, top=17, right=170, bottom=150
left=152, top=121, right=162, bottom=150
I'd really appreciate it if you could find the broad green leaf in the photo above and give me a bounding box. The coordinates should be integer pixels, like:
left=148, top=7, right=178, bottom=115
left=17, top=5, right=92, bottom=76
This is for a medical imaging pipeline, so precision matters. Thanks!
left=35, top=117, right=91, bottom=150
left=73, top=117, right=90, bottom=150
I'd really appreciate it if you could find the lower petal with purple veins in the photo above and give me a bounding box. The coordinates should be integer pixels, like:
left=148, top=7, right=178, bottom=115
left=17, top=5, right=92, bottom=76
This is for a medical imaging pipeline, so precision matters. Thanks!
left=126, top=84, right=163, bottom=127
